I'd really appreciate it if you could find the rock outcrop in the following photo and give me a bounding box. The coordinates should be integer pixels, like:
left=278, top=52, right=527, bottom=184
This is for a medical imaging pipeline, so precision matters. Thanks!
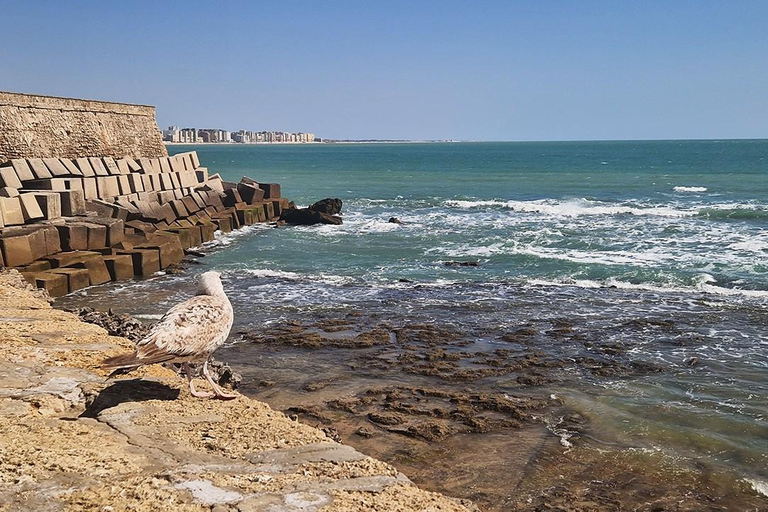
left=280, top=198, right=344, bottom=226
left=0, top=270, right=477, bottom=512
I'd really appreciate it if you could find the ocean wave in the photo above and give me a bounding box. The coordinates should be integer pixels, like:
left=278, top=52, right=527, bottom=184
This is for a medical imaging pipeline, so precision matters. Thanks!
left=673, top=186, right=708, bottom=192
left=696, top=207, right=768, bottom=221
left=242, top=267, right=355, bottom=286
left=444, top=198, right=694, bottom=218
left=746, top=478, right=768, bottom=498
left=527, top=276, right=768, bottom=299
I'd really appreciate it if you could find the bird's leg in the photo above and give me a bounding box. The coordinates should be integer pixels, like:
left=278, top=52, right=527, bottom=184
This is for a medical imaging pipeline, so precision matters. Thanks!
left=202, top=360, right=239, bottom=400
left=184, top=362, right=214, bottom=398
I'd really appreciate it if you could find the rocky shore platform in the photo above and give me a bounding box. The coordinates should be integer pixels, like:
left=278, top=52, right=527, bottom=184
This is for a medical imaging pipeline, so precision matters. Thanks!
left=0, top=270, right=477, bottom=512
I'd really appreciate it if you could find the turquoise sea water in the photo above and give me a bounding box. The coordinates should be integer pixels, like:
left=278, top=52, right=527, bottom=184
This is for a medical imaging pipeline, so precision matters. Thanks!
left=63, top=141, right=768, bottom=497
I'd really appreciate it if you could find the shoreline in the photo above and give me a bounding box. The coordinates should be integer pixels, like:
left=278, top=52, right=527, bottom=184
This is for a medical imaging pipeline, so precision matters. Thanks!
left=0, top=270, right=477, bottom=511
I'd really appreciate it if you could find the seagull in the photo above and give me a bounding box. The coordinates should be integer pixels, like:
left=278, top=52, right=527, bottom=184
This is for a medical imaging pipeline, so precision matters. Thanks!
left=101, top=270, right=237, bottom=400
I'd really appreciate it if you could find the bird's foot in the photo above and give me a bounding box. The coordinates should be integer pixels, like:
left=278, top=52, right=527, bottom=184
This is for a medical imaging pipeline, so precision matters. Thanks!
left=213, top=391, right=239, bottom=400
left=190, top=389, right=215, bottom=398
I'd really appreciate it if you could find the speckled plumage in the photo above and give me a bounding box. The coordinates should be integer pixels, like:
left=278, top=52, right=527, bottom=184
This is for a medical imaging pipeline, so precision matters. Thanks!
left=102, top=271, right=233, bottom=369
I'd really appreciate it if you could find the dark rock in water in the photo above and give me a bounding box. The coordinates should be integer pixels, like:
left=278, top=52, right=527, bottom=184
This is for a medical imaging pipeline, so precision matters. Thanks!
left=309, top=198, right=343, bottom=215
left=368, top=411, right=406, bottom=426
left=388, top=217, right=403, bottom=224
left=398, top=278, right=413, bottom=283
left=72, top=307, right=150, bottom=342
left=444, top=261, right=479, bottom=267
left=280, top=207, right=343, bottom=225
left=686, top=357, right=700, bottom=366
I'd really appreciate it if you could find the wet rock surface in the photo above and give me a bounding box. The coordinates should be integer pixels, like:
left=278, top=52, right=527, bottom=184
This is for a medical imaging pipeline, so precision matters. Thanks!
left=280, top=197, right=344, bottom=225
left=227, top=312, right=768, bottom=512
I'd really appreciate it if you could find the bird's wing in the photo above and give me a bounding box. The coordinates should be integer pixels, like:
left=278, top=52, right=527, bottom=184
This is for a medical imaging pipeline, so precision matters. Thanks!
left=135, top=295, right=233, bottom=361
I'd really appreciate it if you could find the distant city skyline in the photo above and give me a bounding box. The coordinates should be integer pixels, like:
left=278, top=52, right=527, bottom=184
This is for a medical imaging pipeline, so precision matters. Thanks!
left=162, top=126, right=318, bottom=144
left=0, top=2, right=766, bottom=141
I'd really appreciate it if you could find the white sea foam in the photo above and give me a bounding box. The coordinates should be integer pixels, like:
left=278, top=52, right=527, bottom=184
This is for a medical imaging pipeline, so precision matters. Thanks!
left=444, top=198, right=695, bottom=218
left=243, top=267, right=354, bottom=286
left=527, top=277, right=768, bottom=299
left=673, top=186, right=708, bottom=192
left=746, top=478, right=768, bottom=498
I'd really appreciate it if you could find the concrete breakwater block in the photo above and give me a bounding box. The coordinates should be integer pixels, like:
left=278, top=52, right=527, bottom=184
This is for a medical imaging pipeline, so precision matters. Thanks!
left=42, top=158, right=69, bottom=177
left=101, top=254, right=134, bottom=280
left=49, top=267, right=91, bottom=292
left=88, top=157, right=110, bottom=176
left=117, top=248, right=160, bottom=276
left=21, top=271, right=69, bottom=297
left=28, top=158, right=53, bottom=179
left=11, top=159, right=35, bottom=181
left=44, top=250, right=102, bottom=268
left=66, top=256, right=112, bottom=285
left=137, top=238, right=183, bottom=268
left=32, top=192, right=63, bottom=220
left=80, top=216, right=124, bottom=246
left=259, top=183, right=281, bottom=199
left=0, top=166, right=23, bottom=189
left=56, top=223, right=88, bottom=251
left=19, top=193, right=44, bottom=221
left=0, top=233, right=34, bottom=267
left=60, top=190, right=86, bottom=216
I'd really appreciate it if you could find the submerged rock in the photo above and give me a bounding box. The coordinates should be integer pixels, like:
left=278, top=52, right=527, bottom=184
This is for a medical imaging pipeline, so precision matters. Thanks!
left=279, top=197, right=344, bottom=225
left=444, top=261, right=479, bottom=267
left=309, top=198, right=343, bottom=215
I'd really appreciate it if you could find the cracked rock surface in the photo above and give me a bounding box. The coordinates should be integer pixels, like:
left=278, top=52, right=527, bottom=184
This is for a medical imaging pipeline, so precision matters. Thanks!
left=0, top=270, right=477, bottom=512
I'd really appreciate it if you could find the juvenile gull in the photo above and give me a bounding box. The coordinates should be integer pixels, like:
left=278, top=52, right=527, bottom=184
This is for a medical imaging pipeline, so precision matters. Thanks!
left=101, top=270, right=237, bottom=400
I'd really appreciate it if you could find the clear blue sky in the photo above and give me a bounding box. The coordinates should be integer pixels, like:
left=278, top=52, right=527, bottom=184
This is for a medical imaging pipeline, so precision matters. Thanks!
left=1, top=1, right=766, bottom=141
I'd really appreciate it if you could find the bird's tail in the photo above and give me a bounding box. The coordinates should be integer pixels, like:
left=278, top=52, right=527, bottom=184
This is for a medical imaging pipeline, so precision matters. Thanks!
left=101, top=352, right=142, bottom=369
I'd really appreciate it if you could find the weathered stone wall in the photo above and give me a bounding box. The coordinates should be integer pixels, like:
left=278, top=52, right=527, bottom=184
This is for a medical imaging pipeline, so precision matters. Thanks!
left=0, top=91, right=167, bottom=164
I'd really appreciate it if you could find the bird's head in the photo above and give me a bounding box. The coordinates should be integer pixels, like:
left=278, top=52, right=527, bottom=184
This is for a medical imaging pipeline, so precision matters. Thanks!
left=198, top=271, right=226, bottom=297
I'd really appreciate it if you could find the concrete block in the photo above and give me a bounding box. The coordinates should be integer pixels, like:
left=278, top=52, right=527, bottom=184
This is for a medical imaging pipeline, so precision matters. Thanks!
left=157, top=203, right=176, bottom=223
left=181, top=153, right=194, bottom=171
left=60, top=190, right=86, bottom=216
left=0, top=197, right=25, bottom=225
left=118, top=248, right=160, bottom=276
left=125, top=219, right=158, bottom=234
left=259, top=183, right=281, bottom=199
left=11, top=159, right=35, bottom=181
left=103, top=157, right=121, bottom=175
left=128, top=174, right=145, bottom=193
left=75, top=158, right=96, bottom=177
left=213, top=216, right=232, bottom=233
left=23, top=178, right=65, bottom=191
left=165, top=228, right=191, bottom=250
left=82, top=178, right=98, bottom=200
left=50, top=267, right=91, bottom=292
left=61, top=159, right=83, bottom=176
left=263, top=201, right=275, bottom=220
left=169, top=156, right=185, bottom=172
left=158, top=173, right=173, bottom=190
left=56, top=223, right=88, bottom=251
left=28, top=158, right=53, bottom=179
left=157, top=190, right=175, bottom=204
left=139, top=238, right=183, bottom=268
left=102, top=254, right=134, bottom=280
left=88, top=157, right=109, bottom=176
left=159, top=157, right=172, bottom=173
left=96, top=176, right=120, bottom=198
left=222, top=188, right=242, bottom=207
left=271, top=199, right=284, bottom=217
left=116, top=159, right=131, bottom=175
left=42, top=158, right=69, bottom=177
left=0, top=187, right=19, bottom=197
left=125, top=158, right=141, bottom=172
left=0, top=167, right=23, bottom=188
left=181, top=196, right=199, bottom=213
left=206, top=174, right=225, bottom=193
left=66, top=256, right=111, bottom=285
left=117, top=175, right=132, bottom=195
left=0, top=234, right=34, bottom=267
left=84, top=223, right=108, bottom=249
left=81, top=217, right=124, bottom=246
left=23, top=271, right=68, bottom=297
left=190, top=151, right=200, bottom=168
left=19, top=193, right=44, bottom=221
left=237, top=182, right=265, bottom=204
left=169, top=172, right=181, bottom=189
left=200, top=222, right=216, bottom=242
left=42, top=225, right=61, bottom=255
left=195, top=167, right=209, bottom=183
left=44, top=250, right=102, bottom=268
left=20, top=260, right=52, bottom=272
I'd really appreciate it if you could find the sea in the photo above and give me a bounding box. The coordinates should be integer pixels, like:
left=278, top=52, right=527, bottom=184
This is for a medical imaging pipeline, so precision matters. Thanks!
left=60, top=140, right=768, bottom=504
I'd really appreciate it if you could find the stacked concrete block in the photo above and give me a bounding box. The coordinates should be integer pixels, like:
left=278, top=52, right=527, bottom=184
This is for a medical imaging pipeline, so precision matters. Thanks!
left=3, top=150, right=287, bottom=298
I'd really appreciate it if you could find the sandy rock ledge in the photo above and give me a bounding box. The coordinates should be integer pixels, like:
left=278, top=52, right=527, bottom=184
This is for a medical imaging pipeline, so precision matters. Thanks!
left=0, top=270, right=477, bottom=512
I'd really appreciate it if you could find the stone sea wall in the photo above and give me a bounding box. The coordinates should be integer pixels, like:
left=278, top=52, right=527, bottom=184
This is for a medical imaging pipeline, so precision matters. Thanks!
left=0, top=91, right=167, bottom=163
